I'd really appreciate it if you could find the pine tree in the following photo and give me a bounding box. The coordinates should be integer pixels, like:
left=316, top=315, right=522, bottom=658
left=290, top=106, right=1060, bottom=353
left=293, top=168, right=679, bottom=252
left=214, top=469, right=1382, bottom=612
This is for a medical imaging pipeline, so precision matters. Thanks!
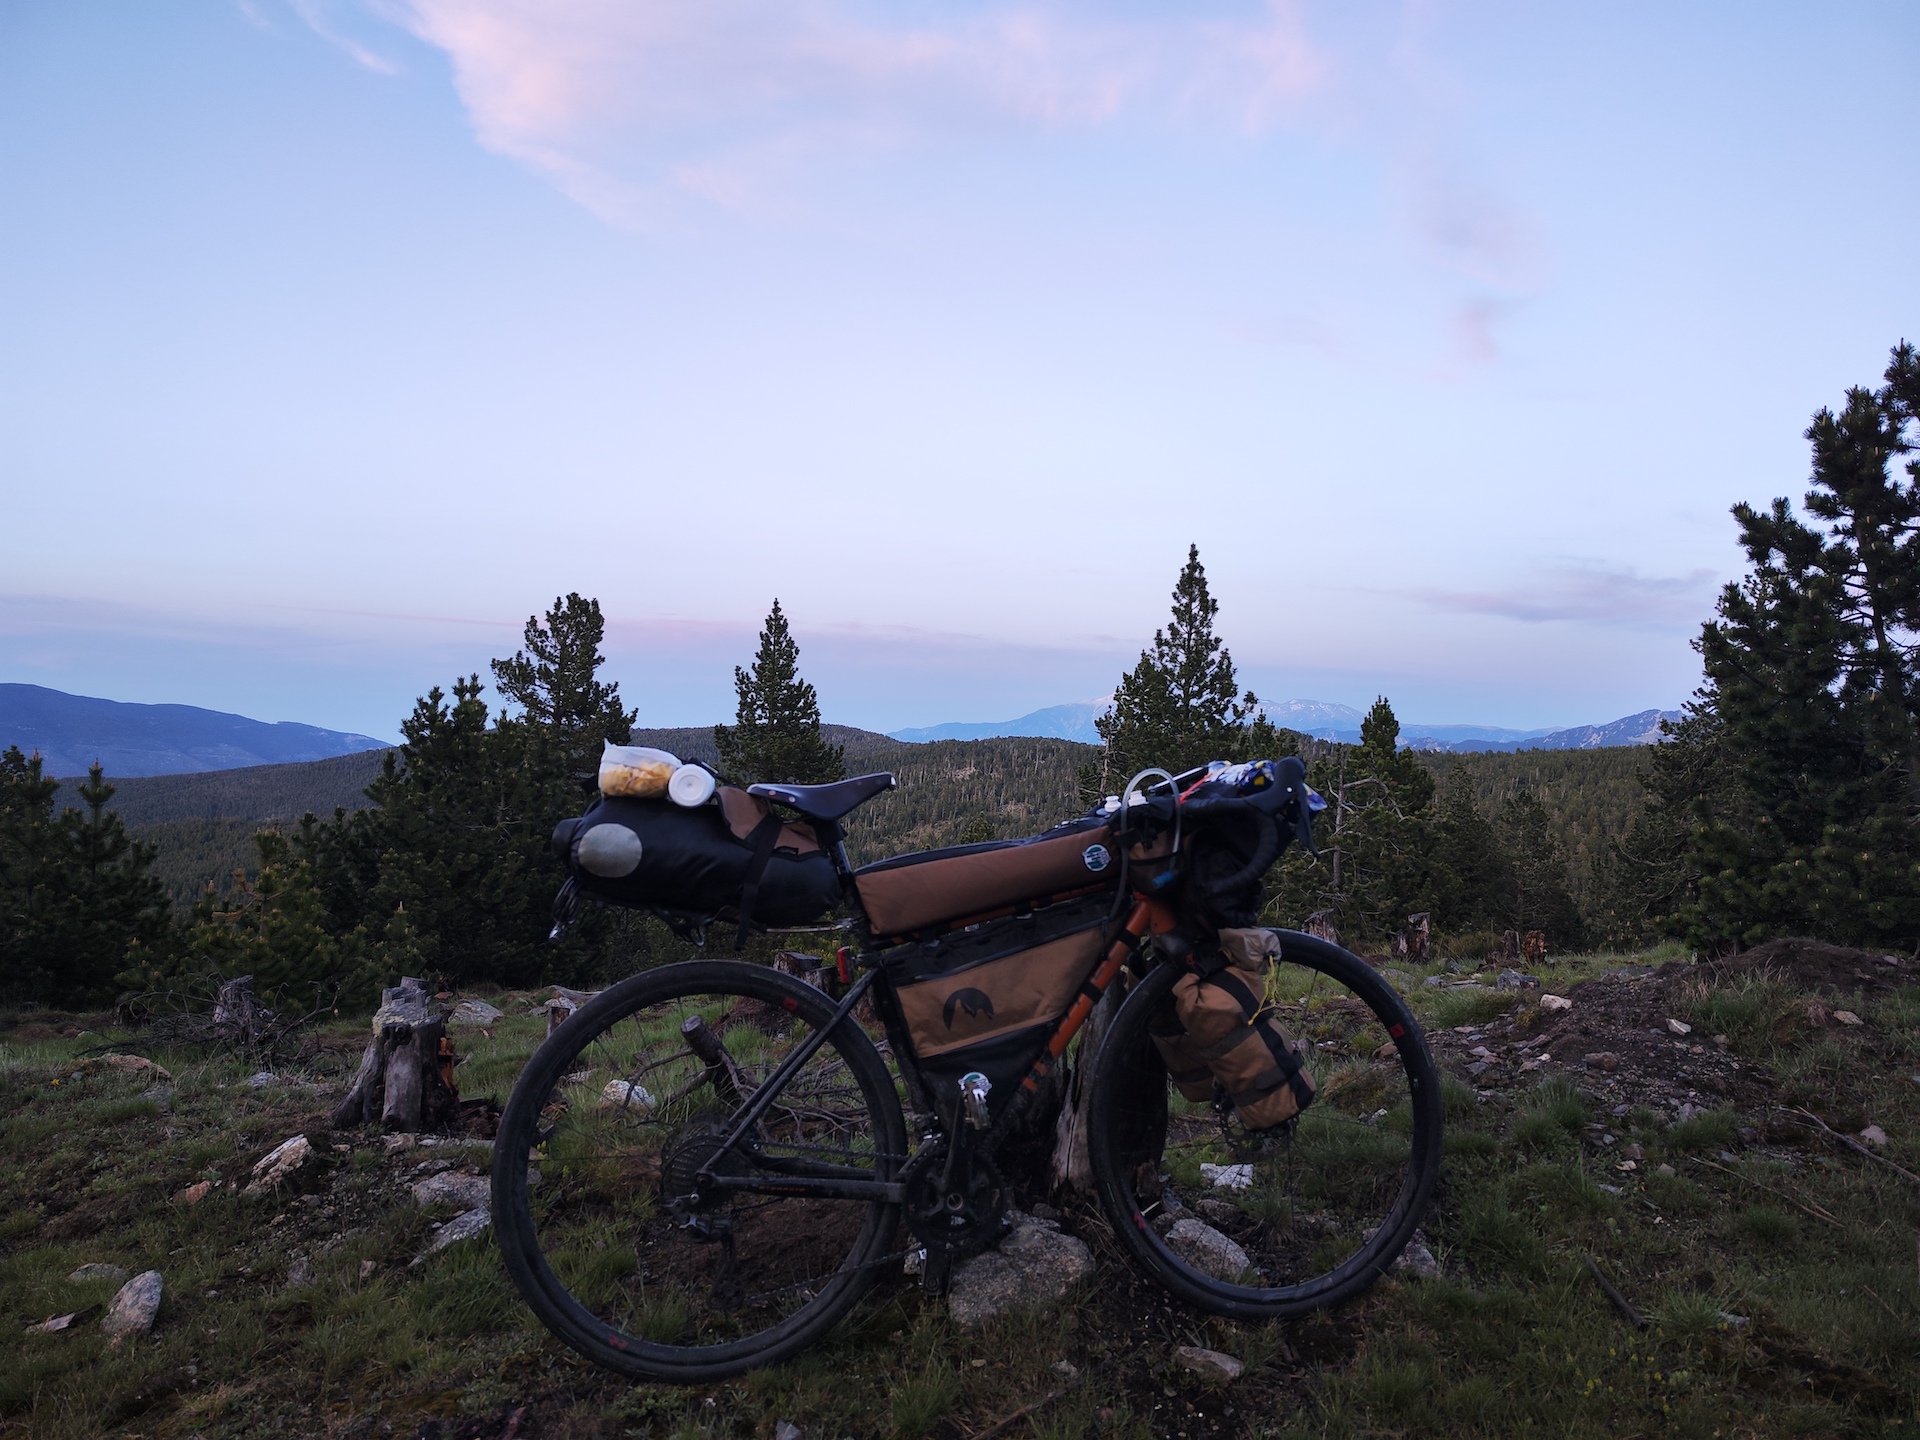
left=1495, top=790, right=1586, bottom=949
left=0, top=750, right=169, bottom=1005
left=714, top=600, right=846, bottom=786
left=1427, top=772, right=1511, bottom=936
left=491, top=593, right=636, bottom=774
left=1264, top=699, right=1436, bottom=942
left=1083, top=546, right=1264, bottom=799
left=1675, top=341, right=1920, bottom=949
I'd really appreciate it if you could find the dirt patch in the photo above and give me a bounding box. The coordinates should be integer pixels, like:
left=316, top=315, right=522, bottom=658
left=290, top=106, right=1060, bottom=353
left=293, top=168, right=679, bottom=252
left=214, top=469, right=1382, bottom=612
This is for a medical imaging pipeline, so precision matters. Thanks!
left=1701, top=935, right=1913, bottom=996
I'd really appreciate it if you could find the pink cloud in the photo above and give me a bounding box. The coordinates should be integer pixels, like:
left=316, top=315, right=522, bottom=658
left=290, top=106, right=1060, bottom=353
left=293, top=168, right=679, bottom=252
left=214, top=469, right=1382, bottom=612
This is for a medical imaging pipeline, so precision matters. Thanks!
left=320, top=1, right=1327, bottom=221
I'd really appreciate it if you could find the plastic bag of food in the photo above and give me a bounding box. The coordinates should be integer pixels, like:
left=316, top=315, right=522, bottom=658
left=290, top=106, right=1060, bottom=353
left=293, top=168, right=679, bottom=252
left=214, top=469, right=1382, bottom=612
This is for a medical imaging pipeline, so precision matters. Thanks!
left=598, top=742, right=680, bottom=799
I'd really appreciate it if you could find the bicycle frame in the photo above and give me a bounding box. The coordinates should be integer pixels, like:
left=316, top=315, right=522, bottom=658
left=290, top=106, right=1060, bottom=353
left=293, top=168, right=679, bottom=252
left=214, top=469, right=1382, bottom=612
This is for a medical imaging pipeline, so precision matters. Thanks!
left=688, top=807, right=1181, bottom=1207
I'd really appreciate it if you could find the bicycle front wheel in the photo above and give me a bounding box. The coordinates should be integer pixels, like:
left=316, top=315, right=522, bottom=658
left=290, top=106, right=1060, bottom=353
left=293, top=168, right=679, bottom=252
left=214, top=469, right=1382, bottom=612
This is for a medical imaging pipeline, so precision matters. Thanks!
left=492, top=961, right=907, bottom=1382
left=1087, top=931, right=1442, bottom=1320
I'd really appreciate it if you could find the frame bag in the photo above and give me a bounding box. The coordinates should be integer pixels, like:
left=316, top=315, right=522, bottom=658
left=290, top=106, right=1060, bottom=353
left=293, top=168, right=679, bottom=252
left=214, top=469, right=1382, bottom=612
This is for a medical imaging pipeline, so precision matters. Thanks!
left=884, top=894, right=1113, bottom=1127
left=1150, top=927, right=1316, bottom=1131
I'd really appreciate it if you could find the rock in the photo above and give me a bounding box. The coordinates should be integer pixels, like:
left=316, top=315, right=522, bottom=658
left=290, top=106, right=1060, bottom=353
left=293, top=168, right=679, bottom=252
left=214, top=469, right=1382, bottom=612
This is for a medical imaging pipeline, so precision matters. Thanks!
left=1495, top=970, right=1541, bottom=991
left=372, top=977, right=435, bottom=1031
left=1198, top=1163, right=1252, bottom=1190
left=285, top=1256, right=312, bottom=1289
left=26, top=1310, right=89, bottom=1334
left=1718, top=1312, right=1750, bottom=1331
left=1656, top=1163, right=1676, bottom=1177
left=1622, top=1143, right=1644, bottom=1160
left=773, top=1423, right=803, bottom=1440
left=1053, top=1359, right=1079, bottom=1380
left=412, top=1171, right=491, bottom=1210
left=1030, top=1203, right=1061, bottom=1221
left=948, top=1220, right=1095, bottom=1326
left=1195, top=1198, right=1239, bottom=1223
left=360, top=1259, right=378, bottom=1279
left=102, top=1054, right=172, bottom=1082
left=247, top=1071, right=275, bottom=1088
left=1540, top=994, right=1573, bottom=1012
left=173, top=1181, right=212, bottom=1205
left=412, top=1207, right=492, bottom=1265
left=384, top=1133, right=418, bottom=1155
left=1834, top=1011, right=1863, bottom=1027
left=1393, top=1233, right=1438, bottom=1278
left=1597, top=1183, right=1622, bottom=1196
left=1665, top=1018, right=1692, bottom=1036
left=69, top=1263, right=128, bottom=1283
left=1423, top=975, right=1447, bottom=988
left=1166, top=1219, right=1253, bottom=1283
left=1860, top=1124, right=1889, bottom=1148
left=600, top=1080, right=656, bottom=1111
left=139, top=1084, right=174, bottom=1110
left=246, top=1135, right=314, bottom=1193
left=1173, top=1346, right=1244, bottom=1383
left=1584, top=1052, right=1619, bottom=1071
left=448, top=998, right=503, bottom=1027
left=100, top=1270, right=163, bottom=1342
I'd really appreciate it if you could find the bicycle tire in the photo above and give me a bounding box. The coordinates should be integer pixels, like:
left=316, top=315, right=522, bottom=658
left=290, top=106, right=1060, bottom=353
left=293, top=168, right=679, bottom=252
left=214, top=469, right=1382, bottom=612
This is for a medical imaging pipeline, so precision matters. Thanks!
left=493, top=960, right=908, bottom=1382
left=1087, top=930, right=1442, bottom=1320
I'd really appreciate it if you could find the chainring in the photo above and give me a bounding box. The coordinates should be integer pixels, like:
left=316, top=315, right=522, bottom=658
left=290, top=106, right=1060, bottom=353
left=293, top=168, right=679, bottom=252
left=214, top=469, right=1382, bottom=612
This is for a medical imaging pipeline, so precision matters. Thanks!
left=900, top=1141, right=1009, bottom=1257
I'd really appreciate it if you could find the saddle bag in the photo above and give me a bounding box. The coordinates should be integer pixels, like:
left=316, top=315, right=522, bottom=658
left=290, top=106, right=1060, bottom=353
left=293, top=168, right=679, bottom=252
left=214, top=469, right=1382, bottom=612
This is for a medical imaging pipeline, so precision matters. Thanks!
left=884, top=894, right=1114, bottom=1127
left=551, top=787, right=840, bottom=927
left=1150, top=927, right=1316, bottom=1131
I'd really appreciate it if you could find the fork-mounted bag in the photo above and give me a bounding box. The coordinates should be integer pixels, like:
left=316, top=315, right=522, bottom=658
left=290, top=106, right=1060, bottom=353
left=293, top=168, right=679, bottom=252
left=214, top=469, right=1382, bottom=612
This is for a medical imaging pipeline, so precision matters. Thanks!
left=1149, top=927, right=1316, bottom=1130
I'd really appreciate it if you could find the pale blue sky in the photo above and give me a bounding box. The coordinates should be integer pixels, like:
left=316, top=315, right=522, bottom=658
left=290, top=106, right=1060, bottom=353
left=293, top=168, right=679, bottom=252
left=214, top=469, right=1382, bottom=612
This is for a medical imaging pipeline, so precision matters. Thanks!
left=3, top=2, right=1916, bottom=740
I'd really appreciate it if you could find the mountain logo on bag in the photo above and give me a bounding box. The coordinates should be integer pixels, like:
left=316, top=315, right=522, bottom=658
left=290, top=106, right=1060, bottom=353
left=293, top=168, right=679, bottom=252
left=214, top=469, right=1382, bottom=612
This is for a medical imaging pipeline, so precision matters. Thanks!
left=1081, top=843, right=1111, bottom=873
left=942, top=988, right=995, bottom=1029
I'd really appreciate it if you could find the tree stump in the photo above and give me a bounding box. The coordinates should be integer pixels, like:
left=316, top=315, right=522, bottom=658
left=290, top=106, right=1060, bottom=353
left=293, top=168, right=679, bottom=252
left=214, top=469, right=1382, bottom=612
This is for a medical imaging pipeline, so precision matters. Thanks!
left=329, top=978, right=459, bottom=1132
left=212, top=975, right=273, bottom=1050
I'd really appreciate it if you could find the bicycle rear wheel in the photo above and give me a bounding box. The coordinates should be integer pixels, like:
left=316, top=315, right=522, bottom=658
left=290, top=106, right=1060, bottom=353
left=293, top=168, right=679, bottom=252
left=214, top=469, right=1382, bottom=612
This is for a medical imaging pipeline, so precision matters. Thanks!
left=1087, top=930, right=1442, bottom=1320
left=492, top=961, right=907, bottom=1382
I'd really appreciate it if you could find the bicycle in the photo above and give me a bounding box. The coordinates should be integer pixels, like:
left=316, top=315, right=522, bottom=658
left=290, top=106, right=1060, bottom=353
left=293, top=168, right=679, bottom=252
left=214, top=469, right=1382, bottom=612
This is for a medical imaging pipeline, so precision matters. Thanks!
left=493, top=759, right=1442, bottom=1381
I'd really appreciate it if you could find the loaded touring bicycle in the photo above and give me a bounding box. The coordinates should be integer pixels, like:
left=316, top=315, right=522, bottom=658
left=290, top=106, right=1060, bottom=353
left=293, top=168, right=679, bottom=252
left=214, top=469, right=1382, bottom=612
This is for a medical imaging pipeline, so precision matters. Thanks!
left=494, top=753, right=1442, bottom=1382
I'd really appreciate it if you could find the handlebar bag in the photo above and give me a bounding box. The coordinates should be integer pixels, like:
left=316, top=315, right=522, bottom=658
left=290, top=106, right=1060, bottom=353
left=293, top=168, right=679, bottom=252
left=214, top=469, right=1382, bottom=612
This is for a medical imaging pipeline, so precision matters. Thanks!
left=552, top=787, right=840, bottom=926
left=883, top=893, right=1113, bottom=1128
left=1149, top=927, right=1316, bottom=1131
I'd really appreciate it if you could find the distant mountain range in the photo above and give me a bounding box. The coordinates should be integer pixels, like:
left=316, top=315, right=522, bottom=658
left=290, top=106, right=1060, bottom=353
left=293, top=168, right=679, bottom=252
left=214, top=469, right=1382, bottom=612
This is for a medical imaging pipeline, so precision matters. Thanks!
left=1, top=684, right=391, bottom=778
left=891, top=699, right=1680, bottom=753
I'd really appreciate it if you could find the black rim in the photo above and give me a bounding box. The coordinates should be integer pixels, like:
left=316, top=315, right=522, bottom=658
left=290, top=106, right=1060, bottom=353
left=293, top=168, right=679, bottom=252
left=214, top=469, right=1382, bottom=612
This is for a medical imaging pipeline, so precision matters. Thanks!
left=1088, top=931, right=1442, bottom=1320
left=493, top=961, right=907, bottom=1381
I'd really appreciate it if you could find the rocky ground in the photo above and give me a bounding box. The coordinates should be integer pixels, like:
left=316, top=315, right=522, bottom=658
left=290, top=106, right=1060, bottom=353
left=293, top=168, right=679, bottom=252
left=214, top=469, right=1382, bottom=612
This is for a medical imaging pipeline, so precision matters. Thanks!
left=3, top=941, right=1918, bottom=1439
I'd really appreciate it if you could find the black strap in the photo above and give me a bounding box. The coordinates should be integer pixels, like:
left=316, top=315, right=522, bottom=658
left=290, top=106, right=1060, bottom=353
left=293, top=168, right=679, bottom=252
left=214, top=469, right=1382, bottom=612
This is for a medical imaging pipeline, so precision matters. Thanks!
left=733, top=812, right=784, bottom=951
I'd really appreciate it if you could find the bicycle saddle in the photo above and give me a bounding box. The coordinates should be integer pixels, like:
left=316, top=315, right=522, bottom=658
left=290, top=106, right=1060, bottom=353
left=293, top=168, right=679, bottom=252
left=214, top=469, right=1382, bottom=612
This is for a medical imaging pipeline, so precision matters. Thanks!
left=748, top=771, right=897, bottom=821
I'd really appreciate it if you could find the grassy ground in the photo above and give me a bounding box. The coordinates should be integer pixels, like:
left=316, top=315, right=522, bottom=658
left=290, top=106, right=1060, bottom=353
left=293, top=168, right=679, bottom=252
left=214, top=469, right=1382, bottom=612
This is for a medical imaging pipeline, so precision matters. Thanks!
left=3, top=940, right=1917, bottom=1439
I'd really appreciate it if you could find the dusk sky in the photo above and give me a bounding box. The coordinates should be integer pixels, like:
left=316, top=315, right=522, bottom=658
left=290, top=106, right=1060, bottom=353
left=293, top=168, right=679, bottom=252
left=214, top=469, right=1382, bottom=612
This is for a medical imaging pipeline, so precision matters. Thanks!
left=4, top=2, right=1917, bottom=741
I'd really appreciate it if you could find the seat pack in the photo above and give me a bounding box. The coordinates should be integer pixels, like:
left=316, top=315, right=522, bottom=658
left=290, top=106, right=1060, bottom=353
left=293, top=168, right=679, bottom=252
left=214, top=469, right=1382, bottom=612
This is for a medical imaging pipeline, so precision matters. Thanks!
left=552, top=787, right=841, bottom=928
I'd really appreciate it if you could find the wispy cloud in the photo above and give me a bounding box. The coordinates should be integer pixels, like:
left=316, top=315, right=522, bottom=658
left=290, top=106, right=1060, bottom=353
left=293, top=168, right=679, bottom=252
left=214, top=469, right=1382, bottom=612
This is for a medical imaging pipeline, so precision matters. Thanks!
left=296, top=1, right=1326, bottom=222
left=1412, top=564, right=1718, bottom=627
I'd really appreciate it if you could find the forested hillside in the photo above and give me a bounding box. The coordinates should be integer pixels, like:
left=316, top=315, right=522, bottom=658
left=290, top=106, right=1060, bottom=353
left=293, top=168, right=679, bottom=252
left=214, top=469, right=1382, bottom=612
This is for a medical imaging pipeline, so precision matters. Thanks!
left=50, top=751, right=393, bottom=909
left=1416, top=747, right=1649, bottom=904
left=93, top=719, right=1648, bottom=917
